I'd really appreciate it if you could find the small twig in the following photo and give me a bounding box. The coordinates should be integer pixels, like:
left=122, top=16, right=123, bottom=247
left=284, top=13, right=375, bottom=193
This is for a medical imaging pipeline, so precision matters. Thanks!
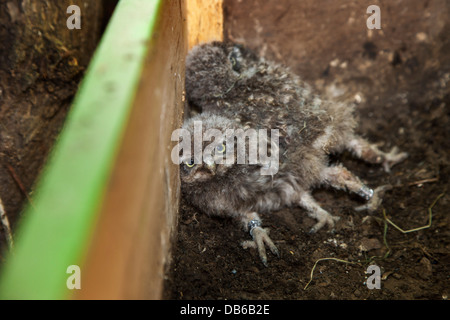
left=6, top=164, right=26, bottom=195
left=213, top=74, right=243, bottom=98
left=0, top=196, right=14, bottom=250
left=382, top=193, right=444, bottom=234
left=392, top=177, right=439, bottom=188
left=407, top=177, right=439, bottom=187
left=299, top=121, right=307, bottom=134
left=6, top=163, right=34, bottom=207
left=381, top=219, right=391, bottom=259
left=304, top=258, right=360, bottom=290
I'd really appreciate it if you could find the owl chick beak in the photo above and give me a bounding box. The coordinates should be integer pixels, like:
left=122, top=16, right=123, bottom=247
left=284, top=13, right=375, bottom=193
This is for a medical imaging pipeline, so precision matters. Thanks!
left=204, top=159, right=216, bottom=175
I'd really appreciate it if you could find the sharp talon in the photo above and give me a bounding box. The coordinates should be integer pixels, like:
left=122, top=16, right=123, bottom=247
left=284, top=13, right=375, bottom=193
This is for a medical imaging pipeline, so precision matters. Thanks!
left=261, top=258, right=268, bottom=267
left=273, top=247, right=280, bottom=258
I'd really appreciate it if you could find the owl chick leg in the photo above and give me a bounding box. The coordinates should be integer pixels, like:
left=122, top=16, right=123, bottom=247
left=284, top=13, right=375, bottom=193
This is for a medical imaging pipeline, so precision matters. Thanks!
left=298, top=191, right=340, bottom=234
left=347, top=136, right=408, bottom=172
left=322, top=164, right=394, bottom=213
left=321, top=164, right=374, bottom=200
left=240, top=212, right=279, bottom=267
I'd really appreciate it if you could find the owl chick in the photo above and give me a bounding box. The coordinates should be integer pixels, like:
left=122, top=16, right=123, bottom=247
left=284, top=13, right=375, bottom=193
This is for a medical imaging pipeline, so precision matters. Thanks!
left=180, top=41, right=408, bottom=266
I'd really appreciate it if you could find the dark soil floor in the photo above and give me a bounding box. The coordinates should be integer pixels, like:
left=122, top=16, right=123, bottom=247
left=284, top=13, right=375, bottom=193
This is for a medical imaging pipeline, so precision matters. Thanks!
left=163, top=0, right=450, bottom=300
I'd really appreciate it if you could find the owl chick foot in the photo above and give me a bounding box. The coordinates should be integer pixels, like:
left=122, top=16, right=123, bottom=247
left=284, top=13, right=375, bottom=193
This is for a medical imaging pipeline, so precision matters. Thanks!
left=299, top=191, right=340, bottom=234
left=242, top=225, right=279, bottom=267
left=382, top=147, right=409, bottom=173
left=354, top=184, right=393, bottom=213
left=308, top=211, right=341, bottom=234
left=347, top=137, right=408, bottom=173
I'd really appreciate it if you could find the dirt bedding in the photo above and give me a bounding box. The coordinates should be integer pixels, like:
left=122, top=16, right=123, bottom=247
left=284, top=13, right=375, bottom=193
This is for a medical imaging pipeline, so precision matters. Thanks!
left=164, top=0, right=450, bottom=299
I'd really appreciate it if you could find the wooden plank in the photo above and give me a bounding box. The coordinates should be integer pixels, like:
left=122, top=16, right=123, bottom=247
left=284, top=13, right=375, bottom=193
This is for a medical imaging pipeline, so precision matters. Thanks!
left=0, top=0, right=165, bottom=299
left=187, top=0, right=223, bottom=49
left=76, top=0, right=186, bottom=299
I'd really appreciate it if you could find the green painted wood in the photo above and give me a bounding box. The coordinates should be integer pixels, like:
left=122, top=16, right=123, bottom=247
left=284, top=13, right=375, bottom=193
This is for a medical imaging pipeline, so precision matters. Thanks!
left=0, top=0, right=162, bottom=299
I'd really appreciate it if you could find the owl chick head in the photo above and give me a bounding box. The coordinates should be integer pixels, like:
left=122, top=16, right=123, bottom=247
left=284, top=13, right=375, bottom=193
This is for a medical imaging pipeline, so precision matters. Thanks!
left=173, top=112, right=280, bottom=184
left=176, top=112, right=239, bottom=183
left=185, top=42, right=258, bottom=107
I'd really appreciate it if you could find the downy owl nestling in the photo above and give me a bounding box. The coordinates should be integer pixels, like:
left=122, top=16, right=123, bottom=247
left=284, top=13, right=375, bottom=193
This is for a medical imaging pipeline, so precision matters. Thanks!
left=180, top=41, right=408, bottom=266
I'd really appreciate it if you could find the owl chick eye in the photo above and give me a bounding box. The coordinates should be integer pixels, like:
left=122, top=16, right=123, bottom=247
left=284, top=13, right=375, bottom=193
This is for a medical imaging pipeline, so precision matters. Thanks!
left=185, top=159, right=195, bottom=168
left=216, top=143, right=226, bottom=154
left=229, top=54, right=241, bottom=72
